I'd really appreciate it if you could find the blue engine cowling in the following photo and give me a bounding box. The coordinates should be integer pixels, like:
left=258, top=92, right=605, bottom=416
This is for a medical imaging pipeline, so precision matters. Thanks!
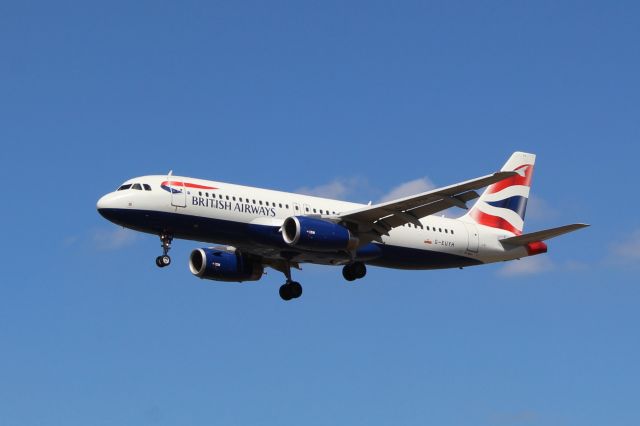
left=282, top=216, right=358, bottom=251
left=189, top=248, right=264, bottom=282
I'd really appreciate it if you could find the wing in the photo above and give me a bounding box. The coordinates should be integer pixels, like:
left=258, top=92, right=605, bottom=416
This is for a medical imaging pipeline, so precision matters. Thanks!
left=336, top=171, right=517, bottom=241
left=499, top=223, right=590, bottom=246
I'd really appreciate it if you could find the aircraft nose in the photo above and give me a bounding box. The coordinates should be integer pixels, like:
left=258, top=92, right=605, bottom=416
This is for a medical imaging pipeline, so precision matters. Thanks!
left=97, top=194, right=111, bottom=211
left=97, top=193, right=119, bottom=221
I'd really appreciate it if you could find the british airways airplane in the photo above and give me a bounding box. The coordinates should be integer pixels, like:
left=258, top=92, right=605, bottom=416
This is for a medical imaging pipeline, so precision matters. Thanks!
left=97, top=152, right=588, bottom=300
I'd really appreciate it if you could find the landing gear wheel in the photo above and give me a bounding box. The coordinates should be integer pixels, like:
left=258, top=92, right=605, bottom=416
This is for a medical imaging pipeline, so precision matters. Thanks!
left=156, top=232, right=173, bottom=268
left=343, top=262, right=366, bottom=281
left=342, top=265, right=356, bottom=281
left=290, top=281, right=303, bottom=298
left=155, top=255, right=171, bottom=267
left=279, top=281, right=303, bottom=301
left=352, top=262, right=366, bottom=279
left=279, top=284, right=293, bottom=301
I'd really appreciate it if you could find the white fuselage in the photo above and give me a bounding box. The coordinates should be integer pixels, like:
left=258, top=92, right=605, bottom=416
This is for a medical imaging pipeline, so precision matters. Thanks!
left=97, top=175, right=530, bottom=270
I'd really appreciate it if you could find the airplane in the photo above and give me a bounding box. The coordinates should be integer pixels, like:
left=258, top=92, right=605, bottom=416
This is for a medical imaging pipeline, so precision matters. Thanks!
left=96, top=152, right=588, bottom=300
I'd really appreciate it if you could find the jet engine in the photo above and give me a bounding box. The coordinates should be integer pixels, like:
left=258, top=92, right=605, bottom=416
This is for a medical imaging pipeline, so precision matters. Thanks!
left=189, top=248, right=264, bottom=282
left=282, top=216, right=358, bottom=251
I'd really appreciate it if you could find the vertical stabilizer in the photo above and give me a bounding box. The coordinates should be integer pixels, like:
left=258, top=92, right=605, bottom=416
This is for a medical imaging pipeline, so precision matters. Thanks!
left=462, top=152, right=536, bottom=235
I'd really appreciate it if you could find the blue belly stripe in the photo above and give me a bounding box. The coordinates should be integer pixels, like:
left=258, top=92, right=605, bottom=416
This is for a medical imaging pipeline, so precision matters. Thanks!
left=97, top=208, right=481, bottom=270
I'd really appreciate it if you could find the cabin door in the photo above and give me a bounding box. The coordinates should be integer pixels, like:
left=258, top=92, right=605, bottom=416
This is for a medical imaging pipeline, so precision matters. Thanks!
left=464, top=222, right=479, bottom=253
left=169, top=179, right=187, bottom=208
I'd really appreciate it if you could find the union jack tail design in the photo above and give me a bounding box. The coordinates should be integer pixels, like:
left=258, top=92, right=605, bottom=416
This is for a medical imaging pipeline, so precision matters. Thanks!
left=463, top=152, right=536, bottom=236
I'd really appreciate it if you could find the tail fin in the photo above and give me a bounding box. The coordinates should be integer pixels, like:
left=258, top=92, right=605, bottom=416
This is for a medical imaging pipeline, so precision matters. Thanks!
left=462, top=152, right=536, bottom=236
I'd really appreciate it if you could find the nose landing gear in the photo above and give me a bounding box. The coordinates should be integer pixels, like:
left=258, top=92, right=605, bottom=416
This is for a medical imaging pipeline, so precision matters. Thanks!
left=155, top=233, right=173, bottom=268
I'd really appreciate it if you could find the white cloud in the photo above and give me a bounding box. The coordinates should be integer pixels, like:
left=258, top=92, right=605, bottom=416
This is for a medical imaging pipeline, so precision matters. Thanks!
left=498, top=255, right=554, bottom=277
left=525, top=194, right=559, bottom=223
left=92, top=227, right=138, bottom=250
left=609, top=229, right=640, bottom=264
left=379, top=177, right=436, bottom=203
left=296, top=177, right=369, bottom=200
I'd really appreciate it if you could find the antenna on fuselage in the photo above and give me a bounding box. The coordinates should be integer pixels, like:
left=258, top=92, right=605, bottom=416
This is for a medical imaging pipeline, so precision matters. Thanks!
left=168, top=170, right=173, bottom=176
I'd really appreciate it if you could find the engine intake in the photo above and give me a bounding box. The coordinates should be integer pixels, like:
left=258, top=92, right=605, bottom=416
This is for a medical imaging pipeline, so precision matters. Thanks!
left=282, top=216, right=358, bottom=251
left=189, top=248, right=264, bottom=282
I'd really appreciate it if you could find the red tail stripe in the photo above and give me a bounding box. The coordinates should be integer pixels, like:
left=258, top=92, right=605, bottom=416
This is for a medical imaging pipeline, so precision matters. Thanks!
left=487, top=164, right=534, bottom=194
left=469, top=209, right=522, bottom=235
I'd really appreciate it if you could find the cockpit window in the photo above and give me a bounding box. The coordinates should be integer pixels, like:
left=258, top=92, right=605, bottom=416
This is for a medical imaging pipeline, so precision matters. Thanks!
left=132, top=183, right=142, bottom=190
left=117, top=184, right=132, bottom=191
left=143, top=184, right=151, bottom=191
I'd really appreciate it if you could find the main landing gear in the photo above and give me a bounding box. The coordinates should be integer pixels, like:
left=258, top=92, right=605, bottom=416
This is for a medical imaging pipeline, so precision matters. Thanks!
left=279, top=262, right=303, bottom=301
left=155, top=232, right=173, bottom=268
left=342, top=262, right=367, bottom=282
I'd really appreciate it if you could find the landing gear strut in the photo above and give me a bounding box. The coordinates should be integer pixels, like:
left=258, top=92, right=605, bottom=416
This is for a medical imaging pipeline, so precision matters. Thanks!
left=342, top=262, right=366, bottom=282
left=278, top=262, right=303, bottom=301
left=155, top=232, right=173, bottom=268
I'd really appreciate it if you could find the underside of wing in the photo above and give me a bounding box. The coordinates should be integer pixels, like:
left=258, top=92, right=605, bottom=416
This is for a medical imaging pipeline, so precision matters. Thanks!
left=337, top=171, right=517, bottom=239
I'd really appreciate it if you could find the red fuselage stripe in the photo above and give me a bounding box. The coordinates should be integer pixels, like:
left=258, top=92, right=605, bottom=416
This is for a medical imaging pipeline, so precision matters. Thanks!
left=161, top=181, right=218, bottom=190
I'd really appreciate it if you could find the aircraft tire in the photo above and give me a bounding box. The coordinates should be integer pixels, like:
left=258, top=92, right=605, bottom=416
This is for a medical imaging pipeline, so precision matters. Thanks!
left=342, top=265, right=356, bottom=281
left=279, top=284, right=293, bottom=301
left=352, top=262, right=366, bottom=279
left=290, top=282, right=303, bottom=299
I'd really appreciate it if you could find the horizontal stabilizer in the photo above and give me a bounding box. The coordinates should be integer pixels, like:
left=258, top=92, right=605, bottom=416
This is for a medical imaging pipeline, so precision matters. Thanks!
left=500, top=223, right=590, bottom=246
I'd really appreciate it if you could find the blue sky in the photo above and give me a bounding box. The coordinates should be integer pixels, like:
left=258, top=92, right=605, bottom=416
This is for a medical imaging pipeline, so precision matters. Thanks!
left=1, top=1, right=639, bottom=425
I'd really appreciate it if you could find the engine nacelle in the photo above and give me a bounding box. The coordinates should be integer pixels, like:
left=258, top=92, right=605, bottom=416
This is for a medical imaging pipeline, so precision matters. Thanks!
left=282, top=216, right=358, bottom=251
left=189, top=248, right=264, bottom=282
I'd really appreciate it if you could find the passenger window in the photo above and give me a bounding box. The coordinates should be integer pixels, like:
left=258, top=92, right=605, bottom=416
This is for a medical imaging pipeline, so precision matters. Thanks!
left=313, top=208, right=317, bottom=213
left=226, top=196, right=229, bottom=200
left=132, top=183, right=142, bottom=190
left=286, top=204, right=289, bottom=209
left=118, top=184, right=132, bottom=191
left=451, top=230, right=454, bottom=235
left=295, top=205, right=299, bottom=210
left=143, top=184, right=151, bottom=191
left=259, top=201, right=263, bottom=205
left=239, top=197, right=243, bottom=202
left=233, top=196, right=236, bottom=201
left=279, top=203, right=283, bottom=208
left=199, top=191, right=202, bottom=196
left=439, top=228, right=442, bottom=232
